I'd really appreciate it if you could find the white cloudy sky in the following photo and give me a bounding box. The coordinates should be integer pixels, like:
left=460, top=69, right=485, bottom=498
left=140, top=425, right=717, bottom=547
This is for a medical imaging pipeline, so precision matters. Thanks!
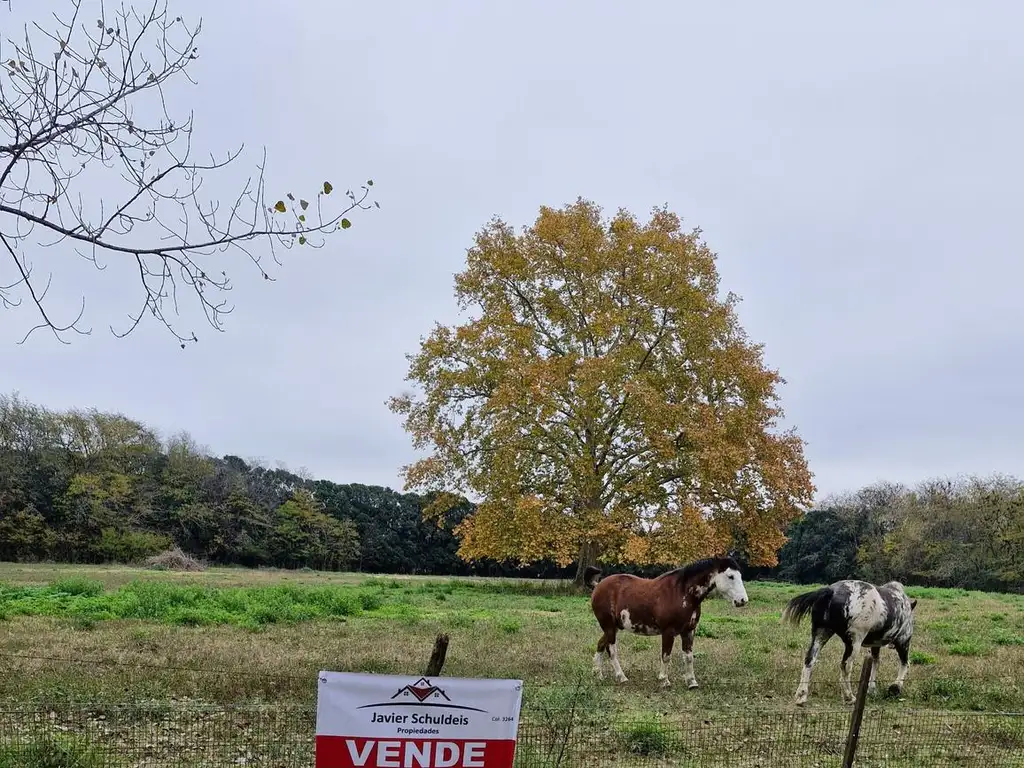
left=3, top=0, right=1022, bottom=501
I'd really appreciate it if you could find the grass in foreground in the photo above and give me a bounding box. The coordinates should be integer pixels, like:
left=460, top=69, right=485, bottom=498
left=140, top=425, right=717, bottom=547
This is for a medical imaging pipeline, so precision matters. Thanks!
left=1, top=562, right=1021, bottom=716
left=2, top=563, right=1023, bottom=767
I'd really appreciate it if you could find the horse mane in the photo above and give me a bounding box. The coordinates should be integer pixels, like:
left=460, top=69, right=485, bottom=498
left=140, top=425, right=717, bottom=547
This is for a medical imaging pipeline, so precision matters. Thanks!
left=663, top=556, right=740, bottom=587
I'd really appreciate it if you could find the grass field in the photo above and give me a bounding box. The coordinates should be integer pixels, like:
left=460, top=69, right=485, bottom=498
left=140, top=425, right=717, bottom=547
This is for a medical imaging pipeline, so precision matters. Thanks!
left=1, top=562, right=1023, bottom=766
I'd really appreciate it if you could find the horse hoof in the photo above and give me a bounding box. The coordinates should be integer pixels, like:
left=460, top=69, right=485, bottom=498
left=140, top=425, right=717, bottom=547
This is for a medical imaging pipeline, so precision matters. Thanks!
left=687, top=681, right=699, bottom=690
left=868, top=684, right=877, bottom=696
left=795, top=699, right=806, bottom=707
left=615, top=676, right=629, bottom=684
left=887, top=684, right=902, bottom=697
left=658, top=678, right=671, bottom=689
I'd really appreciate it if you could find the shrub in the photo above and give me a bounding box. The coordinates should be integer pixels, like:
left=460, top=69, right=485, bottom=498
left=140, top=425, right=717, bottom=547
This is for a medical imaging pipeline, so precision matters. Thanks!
left=357, top=590, right=384, bottom=611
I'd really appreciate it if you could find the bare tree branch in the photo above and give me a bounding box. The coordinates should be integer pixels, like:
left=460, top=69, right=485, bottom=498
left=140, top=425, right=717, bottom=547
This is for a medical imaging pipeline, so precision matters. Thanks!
left=1, top=0, right=378, bottom=345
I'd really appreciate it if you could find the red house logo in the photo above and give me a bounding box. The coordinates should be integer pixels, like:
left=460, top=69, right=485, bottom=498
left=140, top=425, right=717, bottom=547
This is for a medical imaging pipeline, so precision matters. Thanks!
left=356, top=677, right=486, bottom=713
left=391, top=678, right=452, bottom=703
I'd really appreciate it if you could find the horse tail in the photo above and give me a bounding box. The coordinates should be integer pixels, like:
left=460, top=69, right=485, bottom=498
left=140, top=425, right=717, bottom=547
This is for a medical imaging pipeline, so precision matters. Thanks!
left=583, top=566, right=603, bottom=592
left=781, top=587, right=832, bottom=627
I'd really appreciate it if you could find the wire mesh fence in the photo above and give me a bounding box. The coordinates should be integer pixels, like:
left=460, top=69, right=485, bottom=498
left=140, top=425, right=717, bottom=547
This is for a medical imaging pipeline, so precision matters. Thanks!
left=0, top=701, right=1021, bottom=767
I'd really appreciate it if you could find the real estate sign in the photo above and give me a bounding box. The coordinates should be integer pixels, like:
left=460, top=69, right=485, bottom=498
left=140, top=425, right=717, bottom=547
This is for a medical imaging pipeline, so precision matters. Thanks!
left=316, top=671, right=524, bottom=768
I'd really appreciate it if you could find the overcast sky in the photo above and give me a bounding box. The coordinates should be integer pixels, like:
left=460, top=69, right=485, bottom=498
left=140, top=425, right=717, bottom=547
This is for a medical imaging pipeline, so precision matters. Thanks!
left=3, top=1, right=1023, bottom=502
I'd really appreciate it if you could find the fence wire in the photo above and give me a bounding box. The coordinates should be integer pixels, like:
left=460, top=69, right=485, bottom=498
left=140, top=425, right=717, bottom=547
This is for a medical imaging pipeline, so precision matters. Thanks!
left=0, top=702, right=1021, bottom=767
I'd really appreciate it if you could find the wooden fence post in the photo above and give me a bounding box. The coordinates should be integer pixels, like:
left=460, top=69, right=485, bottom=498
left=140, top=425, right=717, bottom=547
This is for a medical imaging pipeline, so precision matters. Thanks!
left=842, top=654, right=875, bottom=768
left=424, top=633, right=450, bottom=676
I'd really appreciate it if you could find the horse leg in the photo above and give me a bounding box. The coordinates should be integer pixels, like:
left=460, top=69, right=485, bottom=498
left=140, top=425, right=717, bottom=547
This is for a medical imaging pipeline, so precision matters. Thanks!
left=657, top=633, right=673, bottom=688
left=839, top=636, right=864, bottom=705
left=594, top=632, right=610, bottom=679
left=868, top=647, right=880, bottom=695
left=680, top=630, right=698, bottom=689
left=888, top=641, right=910, bottom=696
left=794, top=628, right=832, bottom=706
left=605, top=630, right=628, bottom=684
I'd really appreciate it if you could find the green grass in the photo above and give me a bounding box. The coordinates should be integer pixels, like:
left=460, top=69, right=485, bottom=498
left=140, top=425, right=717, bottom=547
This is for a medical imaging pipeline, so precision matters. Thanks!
left=947, top=640, right=991, bottom=657
left=0, top=563, right=1022, bottom=767
left=615, top=714, right=680, bottom=756
left=0, top=735, right=111, bottom=768
left=0, top=580, right=391, bottom=630
left=0, top=564, right=1021, bottom=712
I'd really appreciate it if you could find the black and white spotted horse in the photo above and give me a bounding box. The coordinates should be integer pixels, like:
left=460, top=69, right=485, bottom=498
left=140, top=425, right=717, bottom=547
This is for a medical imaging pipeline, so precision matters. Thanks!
left=781, top=579, right=917, bottom=705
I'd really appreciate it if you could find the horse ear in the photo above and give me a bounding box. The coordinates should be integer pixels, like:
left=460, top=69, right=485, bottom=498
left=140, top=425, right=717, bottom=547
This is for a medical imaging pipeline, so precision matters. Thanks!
left=910, top=599, right=918, bottom=611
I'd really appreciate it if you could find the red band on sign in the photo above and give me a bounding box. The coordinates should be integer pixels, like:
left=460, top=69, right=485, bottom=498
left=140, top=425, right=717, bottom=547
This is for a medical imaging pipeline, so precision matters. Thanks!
left=315, top=736, right=518, bottom=768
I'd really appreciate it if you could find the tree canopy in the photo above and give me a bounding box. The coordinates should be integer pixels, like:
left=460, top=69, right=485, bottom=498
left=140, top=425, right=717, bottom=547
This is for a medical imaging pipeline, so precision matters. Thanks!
left=389, top=199, right=815, bottom=580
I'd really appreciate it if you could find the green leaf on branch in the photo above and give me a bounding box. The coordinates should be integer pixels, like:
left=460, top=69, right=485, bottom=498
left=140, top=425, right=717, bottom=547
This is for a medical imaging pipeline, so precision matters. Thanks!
left=273, top=200, right=286, bottom=213
left=340, top=219, right=352, bottom=230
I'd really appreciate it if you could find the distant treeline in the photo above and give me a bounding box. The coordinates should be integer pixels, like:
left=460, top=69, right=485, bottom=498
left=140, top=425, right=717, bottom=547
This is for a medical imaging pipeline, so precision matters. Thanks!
left=768, top=477, right=1024, bottom=594
left=1, top=394, right=1021, bottom=592
left=0, top=393, right=573, bottom=578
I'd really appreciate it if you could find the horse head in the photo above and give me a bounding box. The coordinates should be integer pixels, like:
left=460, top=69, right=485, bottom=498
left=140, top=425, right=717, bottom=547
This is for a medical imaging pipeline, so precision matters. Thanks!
left=708, top=556, right=749, bottom=608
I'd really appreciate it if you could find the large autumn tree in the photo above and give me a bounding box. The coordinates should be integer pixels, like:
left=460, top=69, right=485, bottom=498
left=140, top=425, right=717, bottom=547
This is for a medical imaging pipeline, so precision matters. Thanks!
left=389, top=199, right=815, bottom=583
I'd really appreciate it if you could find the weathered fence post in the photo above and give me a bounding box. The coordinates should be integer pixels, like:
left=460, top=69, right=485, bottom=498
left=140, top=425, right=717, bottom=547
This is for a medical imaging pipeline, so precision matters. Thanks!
left=424, top=633, right=450, bottom=676
left=842, top=654, right=875, bottom=767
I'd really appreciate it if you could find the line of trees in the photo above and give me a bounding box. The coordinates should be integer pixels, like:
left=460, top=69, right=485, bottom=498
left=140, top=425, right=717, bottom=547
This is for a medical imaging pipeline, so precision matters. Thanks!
left=1, top=392, right=1021, bottom=592
left=770, top=478, right=1024, bottom=593
left=0, top=392, right=560, bottom=577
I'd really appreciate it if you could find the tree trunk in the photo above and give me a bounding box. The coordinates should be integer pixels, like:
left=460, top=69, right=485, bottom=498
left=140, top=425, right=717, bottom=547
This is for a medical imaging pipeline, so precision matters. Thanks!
left=573, top=540, right=599, bottom=587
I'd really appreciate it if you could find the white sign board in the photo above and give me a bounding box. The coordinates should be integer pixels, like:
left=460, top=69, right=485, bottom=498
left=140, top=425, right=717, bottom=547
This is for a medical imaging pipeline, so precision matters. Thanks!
left=316, top=672, right=524, bottom=768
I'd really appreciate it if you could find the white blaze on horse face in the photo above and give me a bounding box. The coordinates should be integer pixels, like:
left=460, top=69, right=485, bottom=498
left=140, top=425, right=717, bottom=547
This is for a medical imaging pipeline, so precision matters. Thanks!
left=713, top=567, right=749, bottom=607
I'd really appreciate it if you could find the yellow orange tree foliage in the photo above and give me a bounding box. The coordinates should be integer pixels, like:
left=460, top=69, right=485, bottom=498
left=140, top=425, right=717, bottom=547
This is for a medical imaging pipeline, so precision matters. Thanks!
left=388, top=199, right=815, bottom=581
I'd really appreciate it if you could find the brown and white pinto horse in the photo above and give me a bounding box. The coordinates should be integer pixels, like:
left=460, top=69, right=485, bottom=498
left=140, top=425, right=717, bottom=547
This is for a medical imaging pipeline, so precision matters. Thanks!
left=585, top=557, right=749, bottom=688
